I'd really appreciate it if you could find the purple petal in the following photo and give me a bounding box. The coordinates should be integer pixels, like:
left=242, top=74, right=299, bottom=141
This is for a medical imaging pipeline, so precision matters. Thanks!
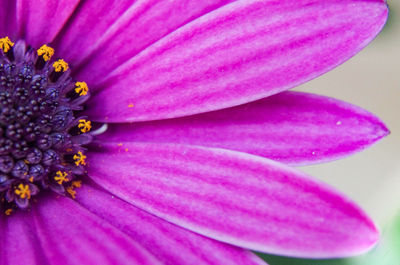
left=97, top=91, right=389, bottom=166
left=88, top=142, right=379, bottom=258
left=32, top=194, right=160, bottom=265
left=2, top=212, right=49, bottom=264
left=86, top=0, right=388, bottom=122
left=0, top=0, right=17, bottom=39
left=14, top=0, right=79, bottom=48
left=76, top=181, right=267, bottom=265
left=54, top=0, right=232, bottom=73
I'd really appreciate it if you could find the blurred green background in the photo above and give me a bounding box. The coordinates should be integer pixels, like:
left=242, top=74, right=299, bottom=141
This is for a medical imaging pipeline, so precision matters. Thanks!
left=259, top=1, right=400, bottom=264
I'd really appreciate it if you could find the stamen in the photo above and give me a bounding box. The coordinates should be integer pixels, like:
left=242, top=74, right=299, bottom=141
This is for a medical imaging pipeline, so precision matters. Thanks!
left=54, top=171, right=69, bottom=185
left=78, top=119, right=92, bottom=133
left=73, top=151, right=87, bottom=166
left=37, top=44, right=54, bottom=61
left=66, top=186, right=76, bottom=199
left=15, top=184, right=31, bottom=199
left=75, top=81, right=89, bottom=96
left=0, top=36, right=14, bottom=53
left=5, top=209, right=13, bottom=216
left=53, top=59, right=69, bottom=72
left=72, top=180, right=82, bottom=188
left=66, top=181, right=82, bottom=199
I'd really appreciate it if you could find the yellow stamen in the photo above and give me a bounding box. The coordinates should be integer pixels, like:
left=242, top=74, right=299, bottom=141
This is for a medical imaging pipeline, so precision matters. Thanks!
left=66, top=181, right=82, bottom=199
left=75, top=81, right=89, bottom=96
left=29, top=177, right=34, bottom=183
left=54, top=171, right=69, bottom=185
left=0, top=37, right=14, bottom=53
left=37, top=44, right=54, bottom=61
left=53, top=59, right=69, bottom=72
left=66, top=186, right=76, bottom=199
left=5, top=209, right=12, bottom=216
left=72, top=180, right=82, bottom=188
left=78, top=119, right=91, bottom=133
left=73, top=151, right=87, bottom=166
left=14, top=184, right=31, bottom=199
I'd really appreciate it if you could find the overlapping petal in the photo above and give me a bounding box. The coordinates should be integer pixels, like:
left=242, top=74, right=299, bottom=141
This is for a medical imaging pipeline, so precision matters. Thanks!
left=53, top=0, right=233, bottom=76
left=0, top=213, right=49, bottom=265
left=14, top=0, right=79, bottom=48
left=86, top=0, right=388, bottom=122
left=97, top=91, right=388, bottom=166
left=76, top=182, right=267, bottom=265
left=31, top=195, right=160, bottom=265
left=88, top=142, right=379, bottom=258
left=0, top=0, right=17, bottom=39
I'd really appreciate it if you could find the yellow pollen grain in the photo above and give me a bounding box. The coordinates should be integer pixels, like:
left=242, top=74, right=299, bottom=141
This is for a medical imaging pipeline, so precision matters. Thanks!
left=54, top=171, right=69, bottom=185
left=73, top=151, right=87, bottom=166
left=29, top=177, right=34, bottom=182
left=78, top=119, right=92, bottom=133
left=117, top=143, right=123, bottom=146
left=5, top=209, right=13, bottom=216
left=128, top=104, right=134, bottom=108
left=15, top=184, right=31, bottom=199
left=75, top=81, right=89, bottom=96
left=0, top=36, right=14, bottom=53
left=53, top=59, right=69, bottom=72
left=37, top=44, right=54, bottom=61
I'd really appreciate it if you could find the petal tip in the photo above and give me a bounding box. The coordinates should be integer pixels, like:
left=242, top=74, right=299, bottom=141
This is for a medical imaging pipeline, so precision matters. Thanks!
left=368, top=115, right=390, bottom=145
left=352, top=218, right=380, bottom=256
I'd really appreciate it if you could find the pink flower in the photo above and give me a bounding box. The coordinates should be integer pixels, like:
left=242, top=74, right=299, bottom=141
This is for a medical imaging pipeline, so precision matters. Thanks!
left=0, top=0, right=389, bottom=264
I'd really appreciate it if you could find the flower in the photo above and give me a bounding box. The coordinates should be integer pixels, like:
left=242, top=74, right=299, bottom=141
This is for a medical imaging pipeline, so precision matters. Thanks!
left=0, top=0, right=389, bottom=264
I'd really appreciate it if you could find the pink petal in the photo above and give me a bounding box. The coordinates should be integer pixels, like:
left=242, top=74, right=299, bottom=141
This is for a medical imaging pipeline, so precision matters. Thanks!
left=98, top=91, right=389, bottom=166
left=76, top=181, right=267, bottom=265
left=15, top=0, right=79, bottom=48
left=86, top=0, right=388, bottom=122
left=32, top=195, right=160, bottom=265
left=54, top=0, right=233, bottom=75
left=88, top=142, right=379, bottom=258
left=2, top=212, right=49, bottom=264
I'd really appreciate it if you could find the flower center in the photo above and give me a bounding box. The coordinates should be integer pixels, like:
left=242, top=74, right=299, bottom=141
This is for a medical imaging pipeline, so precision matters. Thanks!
left=0, top=37, right=92, bottom=215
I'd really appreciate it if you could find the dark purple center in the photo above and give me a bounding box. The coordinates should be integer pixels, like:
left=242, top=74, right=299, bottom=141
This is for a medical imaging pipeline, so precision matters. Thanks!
left=0, top=39, right=92, bottom=214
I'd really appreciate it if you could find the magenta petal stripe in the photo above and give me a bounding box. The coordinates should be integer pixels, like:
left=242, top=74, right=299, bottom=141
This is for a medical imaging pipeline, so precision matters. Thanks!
left=54, top=0, right=233, bottom=77
left=31, top=195, right=161, bottom=265
left=51, top=0, right=136, bottom=66
left=97, top=91, right=389, bottom=166
left=88, top=142, right=379, bottom=258
left=87, top=0, right=388, bottom=122
left=1, top=213, right=49, bottom=265
left=14, top=0, right=80, bottom=48
left=76, top=182, right=267, bottom=265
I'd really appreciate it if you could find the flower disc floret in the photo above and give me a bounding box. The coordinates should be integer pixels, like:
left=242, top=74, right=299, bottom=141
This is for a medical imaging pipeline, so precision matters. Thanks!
left=0, top=37, right=92, bottom=214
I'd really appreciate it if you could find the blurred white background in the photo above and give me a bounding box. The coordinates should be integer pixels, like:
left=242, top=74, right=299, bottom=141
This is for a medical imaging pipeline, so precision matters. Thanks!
left=295, top=0, right=399, bottom=229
